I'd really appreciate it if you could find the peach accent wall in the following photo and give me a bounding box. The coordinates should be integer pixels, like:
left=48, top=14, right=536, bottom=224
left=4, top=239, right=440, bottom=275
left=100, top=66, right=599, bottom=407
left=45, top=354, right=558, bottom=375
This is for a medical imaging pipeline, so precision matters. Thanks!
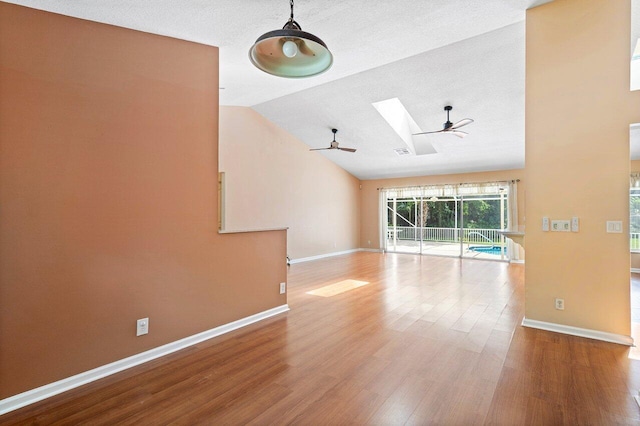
left=360, top=169, right=525, bottom=250
left=525, top=0, right=640, bottom=335
left=0, top=4, right=286, bottom=399
left=219, top=107, right=361, bottom=260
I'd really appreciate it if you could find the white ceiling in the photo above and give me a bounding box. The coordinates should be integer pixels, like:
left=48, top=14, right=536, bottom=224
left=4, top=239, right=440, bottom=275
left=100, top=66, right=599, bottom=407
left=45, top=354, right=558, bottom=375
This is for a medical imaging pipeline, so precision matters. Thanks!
left=6, top=0, right=639, bottom=179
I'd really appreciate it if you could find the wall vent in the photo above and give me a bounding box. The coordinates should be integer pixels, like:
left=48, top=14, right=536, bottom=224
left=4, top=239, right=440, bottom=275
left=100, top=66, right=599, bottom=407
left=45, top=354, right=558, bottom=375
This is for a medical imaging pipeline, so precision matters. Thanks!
left=394, top=148, right=411, bottom=156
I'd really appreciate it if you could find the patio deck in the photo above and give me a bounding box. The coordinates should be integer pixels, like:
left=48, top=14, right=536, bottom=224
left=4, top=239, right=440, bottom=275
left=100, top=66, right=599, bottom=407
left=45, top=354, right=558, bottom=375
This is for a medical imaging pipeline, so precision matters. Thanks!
left=386, top=239, right=508, bottom=261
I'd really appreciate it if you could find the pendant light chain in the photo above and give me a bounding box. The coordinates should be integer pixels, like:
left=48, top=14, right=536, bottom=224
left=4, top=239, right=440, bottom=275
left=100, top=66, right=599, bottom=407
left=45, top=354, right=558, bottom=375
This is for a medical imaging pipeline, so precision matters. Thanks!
left=286, top=0, right=300, bottom=30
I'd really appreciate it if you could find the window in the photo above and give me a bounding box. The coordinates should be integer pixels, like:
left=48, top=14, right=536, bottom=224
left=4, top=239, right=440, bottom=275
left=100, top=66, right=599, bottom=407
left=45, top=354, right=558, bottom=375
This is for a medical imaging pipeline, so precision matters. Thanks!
left=631, top=187, right=640, bottom=251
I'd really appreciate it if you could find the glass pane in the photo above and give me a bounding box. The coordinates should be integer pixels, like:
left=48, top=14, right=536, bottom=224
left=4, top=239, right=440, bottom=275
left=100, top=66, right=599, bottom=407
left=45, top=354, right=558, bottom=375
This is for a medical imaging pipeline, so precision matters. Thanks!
left=630, top=189, right=640, bottom=250
left=420, top=197, right=461, bottom=257
left=462, top=195, right=507, bottom=260
left=386, top=198, right=419, bottom=254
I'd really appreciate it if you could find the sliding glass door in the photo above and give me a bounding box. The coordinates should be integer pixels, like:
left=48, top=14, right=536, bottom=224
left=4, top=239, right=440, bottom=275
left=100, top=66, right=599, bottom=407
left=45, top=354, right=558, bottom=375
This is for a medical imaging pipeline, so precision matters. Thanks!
left=386, top=197, right=420, bottom=253
left=419, top=197, right=461, bottom=257
left=461, top=194, right=507, bottom=260
left=382, top=182, right=510, bottom=261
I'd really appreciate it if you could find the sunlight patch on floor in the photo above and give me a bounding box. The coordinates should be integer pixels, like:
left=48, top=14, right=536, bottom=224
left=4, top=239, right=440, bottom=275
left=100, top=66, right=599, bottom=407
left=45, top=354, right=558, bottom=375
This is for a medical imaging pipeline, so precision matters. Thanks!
left=306, top=279, right=370, bottom=297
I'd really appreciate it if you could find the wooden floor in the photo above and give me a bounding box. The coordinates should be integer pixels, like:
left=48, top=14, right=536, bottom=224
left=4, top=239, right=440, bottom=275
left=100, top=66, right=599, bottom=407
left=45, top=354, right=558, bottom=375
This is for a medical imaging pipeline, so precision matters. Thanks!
left=3, top=252, right=640, bottom=424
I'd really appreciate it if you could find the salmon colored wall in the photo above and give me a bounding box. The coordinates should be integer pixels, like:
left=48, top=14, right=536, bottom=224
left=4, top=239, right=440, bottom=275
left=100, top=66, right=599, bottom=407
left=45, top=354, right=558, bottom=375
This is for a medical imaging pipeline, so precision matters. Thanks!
left=360, top=169, right=525, bottom=250
left=219, top=107, right=361, bottom=260
left=525, top=0, right=640, bottom=335
left=0, top=4, right=286, bottom=399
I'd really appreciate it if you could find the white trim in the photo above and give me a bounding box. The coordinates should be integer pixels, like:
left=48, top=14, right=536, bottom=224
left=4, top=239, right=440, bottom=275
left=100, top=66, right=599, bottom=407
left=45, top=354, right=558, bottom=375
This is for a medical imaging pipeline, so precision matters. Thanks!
left=510, top=259, right=525, bottom=264
left=218, top=227, right=288, bottom=234
left=521, top=317, right=633, bottom=346
left=289, top=249, right=361, bottom=264
left=631, top=268, right=640, bottom=274
left=0, top=304, right=289, bottom=415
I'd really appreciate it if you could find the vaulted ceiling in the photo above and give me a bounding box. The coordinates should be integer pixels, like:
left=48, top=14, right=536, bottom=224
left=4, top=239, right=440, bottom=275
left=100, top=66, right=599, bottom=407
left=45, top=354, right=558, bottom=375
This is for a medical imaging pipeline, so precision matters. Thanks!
left=7, top=0, right=639, bottom=179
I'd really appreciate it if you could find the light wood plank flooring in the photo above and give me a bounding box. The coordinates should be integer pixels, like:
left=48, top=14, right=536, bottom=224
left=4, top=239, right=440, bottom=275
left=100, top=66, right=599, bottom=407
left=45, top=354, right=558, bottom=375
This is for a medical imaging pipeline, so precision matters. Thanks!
left=3, top=252, right=640, bottom=424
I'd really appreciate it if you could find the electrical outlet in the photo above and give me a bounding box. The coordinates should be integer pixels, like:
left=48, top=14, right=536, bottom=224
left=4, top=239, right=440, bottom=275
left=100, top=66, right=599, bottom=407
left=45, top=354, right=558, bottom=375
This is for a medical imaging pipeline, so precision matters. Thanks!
left=555, top=298, right=564, bottom=310
left=136, top=318, right=149, bottom=336
left=542, top=217, right=549, bottom=232
left=279, top=282, right=286, bottom=294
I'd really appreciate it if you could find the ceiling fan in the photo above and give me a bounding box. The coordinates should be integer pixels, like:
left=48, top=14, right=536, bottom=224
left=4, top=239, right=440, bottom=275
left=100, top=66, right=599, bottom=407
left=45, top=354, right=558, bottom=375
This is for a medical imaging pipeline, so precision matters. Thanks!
left=310, top=128, right=356, bottom=152
left=413, top=105, right=474, bottom=138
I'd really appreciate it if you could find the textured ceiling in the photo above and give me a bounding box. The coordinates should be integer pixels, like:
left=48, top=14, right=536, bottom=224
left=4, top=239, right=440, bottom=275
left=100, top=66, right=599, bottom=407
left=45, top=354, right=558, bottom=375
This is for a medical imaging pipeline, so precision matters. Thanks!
left=6, top=0, right=638, bottom=178
left=255, top=22, right=526, bottom=179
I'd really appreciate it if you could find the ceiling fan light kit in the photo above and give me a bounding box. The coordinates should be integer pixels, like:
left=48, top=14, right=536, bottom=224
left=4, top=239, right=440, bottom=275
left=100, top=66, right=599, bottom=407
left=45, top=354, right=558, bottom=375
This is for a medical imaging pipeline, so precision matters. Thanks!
left=249, top=0, right=333, bottom=78
left=310, top=128, right=356, bottom=153
left=412, top=105, right=474, bottom=138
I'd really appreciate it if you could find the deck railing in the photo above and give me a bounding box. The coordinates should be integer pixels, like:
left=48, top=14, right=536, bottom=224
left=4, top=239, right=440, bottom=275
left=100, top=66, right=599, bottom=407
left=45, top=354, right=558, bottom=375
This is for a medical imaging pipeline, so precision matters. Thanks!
left=388, top=226, right=502, bottom=245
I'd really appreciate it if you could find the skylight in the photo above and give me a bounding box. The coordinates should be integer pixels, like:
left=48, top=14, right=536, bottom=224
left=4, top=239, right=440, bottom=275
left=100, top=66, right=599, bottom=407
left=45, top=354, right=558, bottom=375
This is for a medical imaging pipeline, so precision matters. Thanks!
left=373, top=98, right=437, bottom=156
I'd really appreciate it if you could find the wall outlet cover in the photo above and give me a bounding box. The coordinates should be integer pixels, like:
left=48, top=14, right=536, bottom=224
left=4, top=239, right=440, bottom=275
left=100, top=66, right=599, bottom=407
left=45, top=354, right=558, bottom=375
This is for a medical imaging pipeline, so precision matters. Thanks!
left=606, top=221, right=623, bottom=233
left=571, top=217, right=579, bottom=232
left=136, top=318, right=149, bottom=336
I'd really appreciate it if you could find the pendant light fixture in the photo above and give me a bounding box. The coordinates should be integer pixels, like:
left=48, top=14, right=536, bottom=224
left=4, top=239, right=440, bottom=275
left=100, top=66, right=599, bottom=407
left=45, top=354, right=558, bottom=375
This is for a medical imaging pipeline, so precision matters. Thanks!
left=249, top=0, right=333, bottom=78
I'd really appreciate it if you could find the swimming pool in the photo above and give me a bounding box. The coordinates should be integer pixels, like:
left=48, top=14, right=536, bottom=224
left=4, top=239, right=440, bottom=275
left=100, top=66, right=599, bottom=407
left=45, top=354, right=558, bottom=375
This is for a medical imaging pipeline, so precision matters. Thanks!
left=468, top=245, right=506, bottom=255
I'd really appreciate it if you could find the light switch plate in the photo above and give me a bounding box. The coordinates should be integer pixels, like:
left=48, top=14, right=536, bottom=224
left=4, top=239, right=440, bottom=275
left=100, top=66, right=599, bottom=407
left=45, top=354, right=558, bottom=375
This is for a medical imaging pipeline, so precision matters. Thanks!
left=551, top=220, right=570, bottom=232
left=606, top=221, right=623, bottom=233
left=542, top=217, right=549, bottom=232
left=571, top=217, right=579, bottom=232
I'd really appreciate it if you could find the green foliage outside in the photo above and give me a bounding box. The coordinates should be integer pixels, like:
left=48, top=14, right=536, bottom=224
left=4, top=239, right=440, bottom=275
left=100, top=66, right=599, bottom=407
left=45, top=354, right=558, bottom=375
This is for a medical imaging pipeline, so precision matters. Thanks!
left=388, top=198, right=506, bottom=230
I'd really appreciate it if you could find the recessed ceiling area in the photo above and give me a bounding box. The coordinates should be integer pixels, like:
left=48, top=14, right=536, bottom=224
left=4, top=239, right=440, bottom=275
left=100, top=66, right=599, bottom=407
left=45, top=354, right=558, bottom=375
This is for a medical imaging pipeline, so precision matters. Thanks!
left=5, top=0, right=564, bottom=179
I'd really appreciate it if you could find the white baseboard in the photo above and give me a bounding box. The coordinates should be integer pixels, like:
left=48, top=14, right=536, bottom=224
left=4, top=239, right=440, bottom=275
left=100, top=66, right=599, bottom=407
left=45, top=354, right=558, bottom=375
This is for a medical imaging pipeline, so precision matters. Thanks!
left=631, top=268, right=640, bottom=274
left=289, top=248, right=362, bottom=264
left=521, top=317, right=633, bottom=346
left=0, top=304, right=289, bottom=416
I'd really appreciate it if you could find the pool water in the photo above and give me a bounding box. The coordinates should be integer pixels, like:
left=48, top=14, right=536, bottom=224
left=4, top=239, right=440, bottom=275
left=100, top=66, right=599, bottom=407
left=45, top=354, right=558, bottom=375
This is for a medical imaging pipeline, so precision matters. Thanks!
left=468, top=245, right=506, bottom=255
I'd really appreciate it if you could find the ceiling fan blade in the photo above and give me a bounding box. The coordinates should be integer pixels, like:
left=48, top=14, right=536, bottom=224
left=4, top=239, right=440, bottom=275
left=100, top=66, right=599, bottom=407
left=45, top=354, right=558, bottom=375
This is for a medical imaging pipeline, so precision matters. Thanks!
left=310, top=147, right=332, bottom=151
left=412, top=130, right=443, bottom=136
left=448, top=130, right=468, bottom=138
left=338, top=147, right=357, bottom=152
left=449, top=118, right=474, bottom=130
